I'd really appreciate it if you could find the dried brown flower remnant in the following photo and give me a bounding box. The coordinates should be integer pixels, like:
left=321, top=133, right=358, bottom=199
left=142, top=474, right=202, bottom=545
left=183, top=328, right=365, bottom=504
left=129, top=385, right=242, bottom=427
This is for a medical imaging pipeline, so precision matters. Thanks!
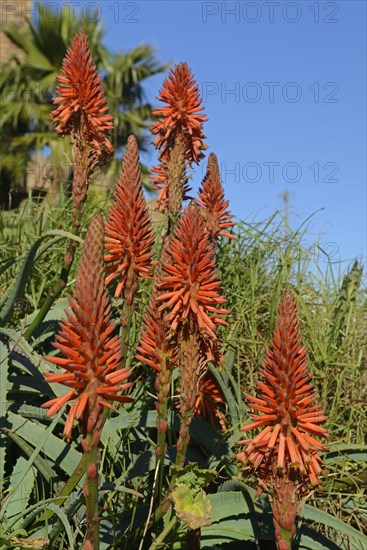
left=42, top=214, right=132, bottom=441
left=151, top=151, right=192, bottom=215
left=236, top=290, right=329, bottom=549
left=52, top=29, right=113, bottom=158
left=156, top=203, right=228, bottom=340
left=151, top=154, right=170, bottom=211
left=105, top=135, right=155, bottom=302
left=151, top=62, right=207, bottom=165
left=197, top=153, right=235, bottom=240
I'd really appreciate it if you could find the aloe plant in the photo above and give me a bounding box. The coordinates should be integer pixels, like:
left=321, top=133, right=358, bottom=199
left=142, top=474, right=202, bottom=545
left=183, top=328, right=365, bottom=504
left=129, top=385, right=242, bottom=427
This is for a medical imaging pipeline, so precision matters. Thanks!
left=0, top=28, right=366, bottom=550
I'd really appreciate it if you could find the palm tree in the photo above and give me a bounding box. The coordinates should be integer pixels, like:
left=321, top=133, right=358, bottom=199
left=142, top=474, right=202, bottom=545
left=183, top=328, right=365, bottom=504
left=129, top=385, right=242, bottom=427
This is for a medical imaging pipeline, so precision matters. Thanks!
left=0, top=3, right=166, bottom=206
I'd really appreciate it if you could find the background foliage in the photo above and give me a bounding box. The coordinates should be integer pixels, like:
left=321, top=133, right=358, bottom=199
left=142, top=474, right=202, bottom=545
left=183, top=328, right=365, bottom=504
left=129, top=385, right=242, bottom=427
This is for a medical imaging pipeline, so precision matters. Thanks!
left=0, top=3, right=166, bottom=207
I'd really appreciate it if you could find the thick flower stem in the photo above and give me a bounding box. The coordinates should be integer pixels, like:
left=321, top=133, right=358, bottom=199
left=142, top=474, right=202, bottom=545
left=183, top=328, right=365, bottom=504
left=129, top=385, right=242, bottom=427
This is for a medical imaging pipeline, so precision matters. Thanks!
left=148, top=515, right=177, bottom=550
left=175, top=407, right=191, bottom=468
left=166, top=140, right=186, bottom=231
left=84, top=434, right=100, bottom=550
left=155, top=423, right=167, bottom=503
left=175, top=329, right=199, bottom=468
left=276, top=528, right=292, bottom=550
left=186, top=528, right=201, bottom=550
left=271, top=478, right=298, bottom=550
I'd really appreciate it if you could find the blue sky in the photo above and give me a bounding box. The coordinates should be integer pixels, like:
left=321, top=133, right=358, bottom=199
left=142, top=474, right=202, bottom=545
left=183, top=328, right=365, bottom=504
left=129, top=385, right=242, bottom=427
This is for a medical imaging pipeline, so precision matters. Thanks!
left=49, top=1, right=366, bottom=267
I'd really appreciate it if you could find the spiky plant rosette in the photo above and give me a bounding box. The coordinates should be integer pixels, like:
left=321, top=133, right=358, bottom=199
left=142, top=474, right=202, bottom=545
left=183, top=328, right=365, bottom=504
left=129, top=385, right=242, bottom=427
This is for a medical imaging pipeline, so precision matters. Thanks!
left=42, top=214, right=132, bottom=441
left=104, top=135, right=155, bottom=302
left=197, top=153, right=235, bottom=241
left=237, top=290, right=329, bottom=494
left=52, top=28, right=113, bottom=158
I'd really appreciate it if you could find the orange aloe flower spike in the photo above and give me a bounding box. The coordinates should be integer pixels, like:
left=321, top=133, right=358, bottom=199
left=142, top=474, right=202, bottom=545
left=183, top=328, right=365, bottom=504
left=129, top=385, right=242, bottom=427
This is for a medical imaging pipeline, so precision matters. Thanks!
left=197, top=153, right=235, bottom=241
left=151, top=62, right=207, bottom=165
left=42, top=213, right=132, bottom=441
left=237, top=290, right=328, bottom=487
left=193, top=371, right=227, bottom=429
left=151, top=63, right=207, bottom=217
left=156, top=202, right=229, bottom=343
left=52, top=29, right=113, bottom=158
left=105, top=135, right=155, bottom=302
left=136, top=296, right=176, bottom=374
left=237, top=290, right=329, bottom=550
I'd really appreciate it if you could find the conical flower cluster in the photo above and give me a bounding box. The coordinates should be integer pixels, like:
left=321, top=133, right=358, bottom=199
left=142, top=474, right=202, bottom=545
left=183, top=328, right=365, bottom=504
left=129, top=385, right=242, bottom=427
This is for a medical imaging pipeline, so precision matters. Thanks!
left=42, top=214, right=132, bottom=440
left=151, top=62, right=207, bottom=164
left=198, top=153, right=235, bottom=241
left=237, top=290, right=328, bottom=491
left=105, top=135, right=155, bottom=303
left=136, top=293, right=177, bottom=446
left=156, top=203, right=228, bottom=342
left=52, top=29, right=113, bottom=158
left=136, top=296, right=176, bottom=374
left=151, top=63, right=207, bottom=214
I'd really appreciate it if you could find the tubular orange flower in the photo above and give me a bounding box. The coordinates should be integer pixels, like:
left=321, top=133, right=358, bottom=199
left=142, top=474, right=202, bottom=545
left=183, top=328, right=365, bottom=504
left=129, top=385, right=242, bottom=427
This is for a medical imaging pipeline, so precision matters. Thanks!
left=151, top=154, right=170, bottom=211
left=105, top=135, right=155, bottom=302
left=136, top=294, right=177, bottom=461
left=192, top=371, right=227, bottom=429
left=237, top=290, right=328, bottom=489
left=136, top=298, right=176, bottom=373
left=156, top=202, right=229, bottom=341
left=197, top=153, right=235, bottom=240
left=151, top=62, right=207, bottom=165
left=52, top=29, right=113, bottom=158
left=42, top=214, right=132, bottom=441
left=151, top=63, right=207, bottom=217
